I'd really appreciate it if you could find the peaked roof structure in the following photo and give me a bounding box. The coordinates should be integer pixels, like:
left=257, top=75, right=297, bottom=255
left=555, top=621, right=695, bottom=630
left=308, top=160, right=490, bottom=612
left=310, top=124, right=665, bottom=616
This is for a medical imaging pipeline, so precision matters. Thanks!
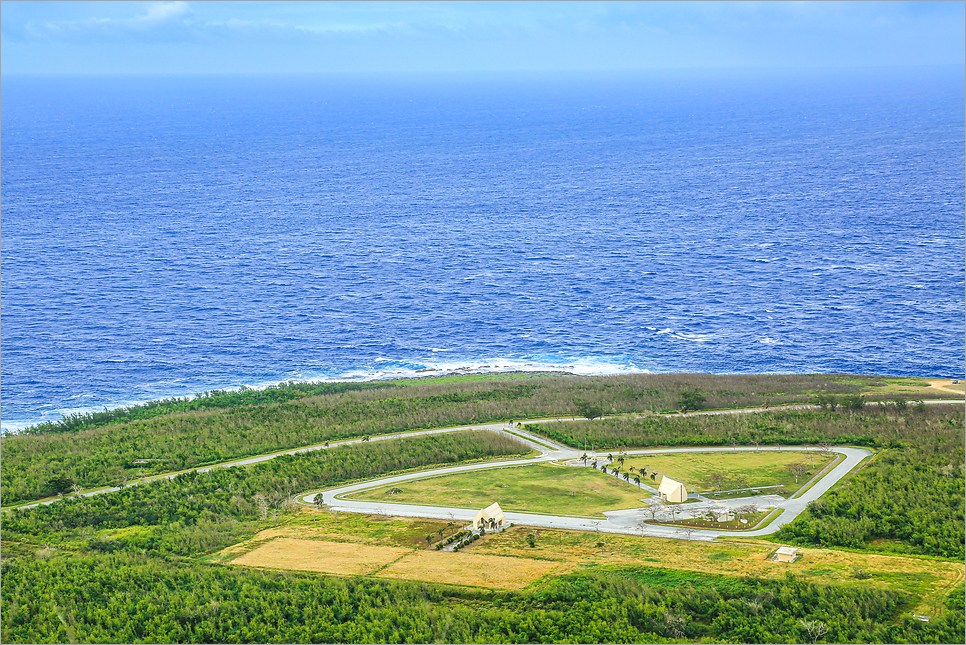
left=472, top=502, right=506, bottom=530
left=658, top=476, right=688, bottom=502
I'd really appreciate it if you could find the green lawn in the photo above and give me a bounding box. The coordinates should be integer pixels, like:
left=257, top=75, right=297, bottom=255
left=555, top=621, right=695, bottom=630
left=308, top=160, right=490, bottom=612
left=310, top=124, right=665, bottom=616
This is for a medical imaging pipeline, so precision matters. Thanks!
left=344, top=463, right=650, bottom=517
left=622, top=450, right=835, bottom=493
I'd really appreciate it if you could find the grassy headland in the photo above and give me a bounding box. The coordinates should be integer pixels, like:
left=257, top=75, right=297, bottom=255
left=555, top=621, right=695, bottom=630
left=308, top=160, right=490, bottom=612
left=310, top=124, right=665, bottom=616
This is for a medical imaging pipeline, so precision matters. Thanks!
left=2, top=372, right=958, bottom=505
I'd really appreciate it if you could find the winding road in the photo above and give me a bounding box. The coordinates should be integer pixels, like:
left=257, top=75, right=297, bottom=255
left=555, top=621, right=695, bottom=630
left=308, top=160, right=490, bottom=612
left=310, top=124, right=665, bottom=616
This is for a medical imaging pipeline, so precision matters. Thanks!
left=14, top=398, right=960, bottom=528
left=302, top=420, right=873, bottom=542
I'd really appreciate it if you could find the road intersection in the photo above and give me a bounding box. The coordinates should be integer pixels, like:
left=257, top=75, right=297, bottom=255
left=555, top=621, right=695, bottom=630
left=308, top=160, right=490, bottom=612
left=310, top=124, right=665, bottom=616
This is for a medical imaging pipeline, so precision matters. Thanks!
left=303, top=420, right=873, bottom=542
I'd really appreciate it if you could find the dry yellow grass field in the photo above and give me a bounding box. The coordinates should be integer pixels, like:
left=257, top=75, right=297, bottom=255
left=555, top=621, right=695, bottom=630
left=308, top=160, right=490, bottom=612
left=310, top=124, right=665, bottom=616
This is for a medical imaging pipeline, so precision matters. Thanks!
left=224, top=530, right=560, bottom=590
left=379, top=550, right=560, bottom=590
left=927, top=378, right=965, bottom=395
left=218, top=510, right=963, bottom=617
left=470, top=527, right=963, bottom=616
left=232, top=537, right=411, bottom=576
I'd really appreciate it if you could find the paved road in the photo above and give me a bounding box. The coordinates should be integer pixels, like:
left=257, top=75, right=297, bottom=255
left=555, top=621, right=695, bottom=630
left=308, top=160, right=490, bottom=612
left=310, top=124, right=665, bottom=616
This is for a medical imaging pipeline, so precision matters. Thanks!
left=10, top=425, right=483, bottom=510
left=13, top=397, right=957, bottom=512
left=304, top=422, right=873, bottom=542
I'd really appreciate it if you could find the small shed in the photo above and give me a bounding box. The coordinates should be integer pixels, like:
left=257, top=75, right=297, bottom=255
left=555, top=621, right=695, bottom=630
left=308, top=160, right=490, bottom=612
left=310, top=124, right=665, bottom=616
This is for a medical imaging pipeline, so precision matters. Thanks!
left=472, top=502, right=506, bottom=531
left=775, top=546, right=799, bottom=563
left=658, top=476, right=687, bottom=503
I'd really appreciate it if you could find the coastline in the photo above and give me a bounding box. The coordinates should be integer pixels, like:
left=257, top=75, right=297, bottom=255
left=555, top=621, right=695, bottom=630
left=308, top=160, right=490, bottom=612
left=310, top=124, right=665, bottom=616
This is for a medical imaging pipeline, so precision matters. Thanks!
left=3, top=370, right=962, bottom=437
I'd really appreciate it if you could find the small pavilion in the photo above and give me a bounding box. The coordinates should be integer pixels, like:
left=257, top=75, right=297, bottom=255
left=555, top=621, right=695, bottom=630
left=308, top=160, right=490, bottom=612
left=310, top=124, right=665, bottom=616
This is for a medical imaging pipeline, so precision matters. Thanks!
left=658, top=476, right=688, bottom=503
left=472, top=502, right=506, bottom=531
left=775, top=546, right=799, bottom=563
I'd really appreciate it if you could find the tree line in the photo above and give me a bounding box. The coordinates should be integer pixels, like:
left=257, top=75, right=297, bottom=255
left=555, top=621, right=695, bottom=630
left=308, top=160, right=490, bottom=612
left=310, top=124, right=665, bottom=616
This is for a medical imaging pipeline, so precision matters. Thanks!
left=532, top=405, right=962, bottom=453
left=775, top=446, right=965, bottom=558
left=16, top=381, right=394, bottom=435
left=1, top=430, right=528, bottom=559
left=2, top=373, right=941, bottom=505
left=4, top=554, right=962, bottom=644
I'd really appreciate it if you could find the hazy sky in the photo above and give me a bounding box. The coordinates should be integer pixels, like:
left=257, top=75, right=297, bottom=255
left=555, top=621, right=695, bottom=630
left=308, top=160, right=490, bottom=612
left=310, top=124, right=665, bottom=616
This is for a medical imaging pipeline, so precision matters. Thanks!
left=1, top=1, right=964, bottom=75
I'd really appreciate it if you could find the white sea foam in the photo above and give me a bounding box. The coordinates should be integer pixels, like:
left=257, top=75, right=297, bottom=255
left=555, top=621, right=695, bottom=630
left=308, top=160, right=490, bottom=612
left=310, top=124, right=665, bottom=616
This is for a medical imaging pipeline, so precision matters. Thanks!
left=292, top=355, right=653, bottom=385
left=672, top=332, right=715, bottom=343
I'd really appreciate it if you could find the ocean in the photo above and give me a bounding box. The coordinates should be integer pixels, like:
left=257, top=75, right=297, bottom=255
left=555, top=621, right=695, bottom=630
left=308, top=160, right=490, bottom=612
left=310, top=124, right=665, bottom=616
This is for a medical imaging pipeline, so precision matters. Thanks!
left=2, top=67, right=963, bottom=433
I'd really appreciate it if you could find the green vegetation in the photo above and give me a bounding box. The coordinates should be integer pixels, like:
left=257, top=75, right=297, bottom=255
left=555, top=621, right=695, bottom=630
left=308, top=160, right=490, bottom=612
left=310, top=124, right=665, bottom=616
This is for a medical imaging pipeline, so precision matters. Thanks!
left=677, top=390, right=707, bottom=412
left=16, top=381, right=395, bottom=435
left=348, top=463, right=649, bottom=517
left=1, top=431, right=527, bottom=559
left=4, top=555, right=962, bottom=644
left=4, top=372, right=950, bottom=505
left=574, top=400, right=604, bottom=420
left=531, top=405, right=961, bottom=452
left=775, top=447, right=965, bottom=559
left=2, top=373, right=963, bottom=643
left=624, top=451, right=835, bottom=493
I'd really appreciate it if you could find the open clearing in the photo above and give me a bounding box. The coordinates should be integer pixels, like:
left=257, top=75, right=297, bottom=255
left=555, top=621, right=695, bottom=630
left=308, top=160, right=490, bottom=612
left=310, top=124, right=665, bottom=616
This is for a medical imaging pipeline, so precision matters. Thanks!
left=927, top=378, right=965, bottom=395
left=231, top=538, right=411, bottom=576
left=379, top=550, right=559, bottom=590
left=225, top=531, right=558, bottom=591
left=623, top=450, right=835, bottom=492
left=218, top=510, right=963, bottom=616
left=344, top=462, right=650, bottom=517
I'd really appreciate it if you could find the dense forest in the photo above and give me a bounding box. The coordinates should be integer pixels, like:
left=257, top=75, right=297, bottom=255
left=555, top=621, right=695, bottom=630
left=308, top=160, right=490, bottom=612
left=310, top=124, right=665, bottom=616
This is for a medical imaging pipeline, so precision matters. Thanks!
left=530, top=404, right=963, bottom=452
left=3, top=555, right=961, bottom=644
left=775, top=446, right=965, bottom=558
left=21, top=381, right=395, bottom=435
left=1, top=431, right=527, bottom=558
left=0, top=373, right=943, bottom=505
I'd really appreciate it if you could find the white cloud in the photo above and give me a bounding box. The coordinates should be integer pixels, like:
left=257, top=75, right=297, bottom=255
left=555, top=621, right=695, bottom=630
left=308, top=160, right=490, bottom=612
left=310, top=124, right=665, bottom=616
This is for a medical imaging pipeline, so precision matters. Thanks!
left=26, top=2, right=195, bottom=43
left=1, top=1, right=963, bottom=74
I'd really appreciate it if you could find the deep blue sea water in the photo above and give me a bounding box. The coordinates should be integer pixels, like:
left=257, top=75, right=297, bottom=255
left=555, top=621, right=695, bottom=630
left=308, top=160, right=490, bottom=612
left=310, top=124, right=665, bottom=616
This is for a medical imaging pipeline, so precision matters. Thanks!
left=2, top=68, right=964, bottom=433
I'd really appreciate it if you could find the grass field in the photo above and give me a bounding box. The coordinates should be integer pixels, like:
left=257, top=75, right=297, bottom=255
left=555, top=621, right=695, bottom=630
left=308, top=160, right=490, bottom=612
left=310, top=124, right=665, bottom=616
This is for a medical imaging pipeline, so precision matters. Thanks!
left=218, top=509, right=964, bottom=617
left=379, top=550, right=560, bottom=590
left=344, top=463, right=650, bottom=517
left=232, top=538, right=412, bottom=576
left=623, top=450, right=835, bottom=493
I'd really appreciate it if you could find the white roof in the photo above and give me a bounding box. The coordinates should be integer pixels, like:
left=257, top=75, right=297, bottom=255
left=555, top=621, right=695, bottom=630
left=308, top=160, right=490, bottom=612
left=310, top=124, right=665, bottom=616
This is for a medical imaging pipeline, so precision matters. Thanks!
left=473, top=502, right=506, bottom=524
left=482, top=502, right=503, bottom=516
left=658, top=476, right=685, bottom=494
left=776, top=546, right=798, bottom=555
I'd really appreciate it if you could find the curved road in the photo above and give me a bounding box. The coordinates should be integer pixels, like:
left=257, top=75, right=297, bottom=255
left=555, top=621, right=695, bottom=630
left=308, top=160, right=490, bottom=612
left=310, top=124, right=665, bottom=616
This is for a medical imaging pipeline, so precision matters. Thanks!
left=16, top=398, right=958, bottom=514
left=303, top=421, right=872, bottom=542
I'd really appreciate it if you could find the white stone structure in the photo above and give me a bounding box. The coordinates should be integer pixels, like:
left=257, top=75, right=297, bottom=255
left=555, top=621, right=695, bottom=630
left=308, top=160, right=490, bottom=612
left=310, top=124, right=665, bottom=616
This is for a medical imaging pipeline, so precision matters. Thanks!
left=658, top=476, right=688, bottom=503
left=472, top=502, right=506, bottom=531
left=775, top=546, right=799, bottom=563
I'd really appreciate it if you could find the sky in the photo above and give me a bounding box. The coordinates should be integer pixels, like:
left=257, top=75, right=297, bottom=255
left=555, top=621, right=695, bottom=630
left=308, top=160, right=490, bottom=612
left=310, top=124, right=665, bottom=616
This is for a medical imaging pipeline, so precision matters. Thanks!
left=0, top=1, right=964, bottom=75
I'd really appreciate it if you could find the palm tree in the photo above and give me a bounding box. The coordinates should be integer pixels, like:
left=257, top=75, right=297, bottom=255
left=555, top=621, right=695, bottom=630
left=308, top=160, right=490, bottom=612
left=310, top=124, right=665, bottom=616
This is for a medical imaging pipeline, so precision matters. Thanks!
left=607, top=453, right=614, bottom=463
left=580, top=453, right=588, bottom=465
left=634, top=475, right=641, bottom=488
left=623, top=472, right=630, bottom=482
left=617, top=455, right=625, bottom=468
left=591, top=460, right=598, bottom=470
